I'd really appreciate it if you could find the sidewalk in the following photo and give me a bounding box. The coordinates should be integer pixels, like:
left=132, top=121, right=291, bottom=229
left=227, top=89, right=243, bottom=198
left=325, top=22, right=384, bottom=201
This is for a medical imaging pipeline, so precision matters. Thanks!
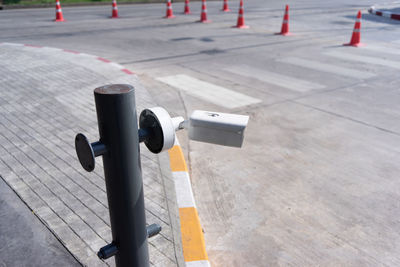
left=0, top=43, right=183, bottom=266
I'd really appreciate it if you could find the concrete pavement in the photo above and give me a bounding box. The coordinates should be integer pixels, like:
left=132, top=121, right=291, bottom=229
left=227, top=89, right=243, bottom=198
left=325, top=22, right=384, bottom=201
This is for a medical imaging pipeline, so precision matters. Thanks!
left=1, top=0, right=400, bottom=266
left=0, top=43, right=182, bottom=266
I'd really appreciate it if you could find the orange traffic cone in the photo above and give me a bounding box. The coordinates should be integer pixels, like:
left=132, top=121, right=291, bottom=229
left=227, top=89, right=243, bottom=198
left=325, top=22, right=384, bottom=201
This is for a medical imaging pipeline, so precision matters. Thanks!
left=111, top=0, right=119, bottom=18
left=165, top=0, right=175, bottom=18
left=55, top=0, right=64, bottom=22
left=276, top=5, right=290, bottom=35
left=344, top=11, right=364, bottom=47
left=184, top=0, right=191, bottom=14
left=222, top=0, right=230, bottom=12
left=234, top=0, right=248, bottom=28
left=199, top=0, right=211, bottom=23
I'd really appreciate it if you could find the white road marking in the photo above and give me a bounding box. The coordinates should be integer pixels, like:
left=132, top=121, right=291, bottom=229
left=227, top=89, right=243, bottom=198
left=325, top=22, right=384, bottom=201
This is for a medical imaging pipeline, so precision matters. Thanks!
left=325, top=51, right=400, bottom=69
left=225, top=65, right=325, bottom=92
left=362, top=44, right=400, bottom=56
left=277, top=57, right=375, bottom=79
left=156, top=74, right=261, bottom=109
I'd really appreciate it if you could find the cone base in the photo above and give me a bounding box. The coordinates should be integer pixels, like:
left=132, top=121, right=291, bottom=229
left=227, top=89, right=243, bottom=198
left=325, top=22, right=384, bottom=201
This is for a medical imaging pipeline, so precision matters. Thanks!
left=164, top=15, right=176, bottom=18
left=55, top=18, right=65, bottom=22
left=222, top=8, right=231, bottom=12
left=343, top=42, right=365, bottom=47
left=233, top=25, right=249, bottom=29
left=184, top=11, right=192, bottom=14
left=111, top=16, right=119, bottom=18
left=275, top=32, right=292, bottom=36
left=198, top=20, right=212, bottom=23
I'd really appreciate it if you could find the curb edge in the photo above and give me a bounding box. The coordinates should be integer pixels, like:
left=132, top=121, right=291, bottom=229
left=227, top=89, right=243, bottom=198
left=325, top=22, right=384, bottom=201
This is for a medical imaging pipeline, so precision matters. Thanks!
left=168, top=137, right=210, bottom=267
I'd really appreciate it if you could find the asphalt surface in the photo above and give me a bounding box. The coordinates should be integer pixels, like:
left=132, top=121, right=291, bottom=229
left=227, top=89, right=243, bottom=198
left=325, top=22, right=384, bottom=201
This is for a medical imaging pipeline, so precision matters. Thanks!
left=1, top=0, right=400, bottom=266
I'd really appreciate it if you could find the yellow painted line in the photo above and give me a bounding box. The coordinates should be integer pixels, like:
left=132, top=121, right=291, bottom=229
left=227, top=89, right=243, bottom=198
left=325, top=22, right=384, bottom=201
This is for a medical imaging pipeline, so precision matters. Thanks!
left=168, top=140, right=210, bottom=266
left=179, top=207, right=208, bottom=262
left=168, top=145, right=188, bottom=172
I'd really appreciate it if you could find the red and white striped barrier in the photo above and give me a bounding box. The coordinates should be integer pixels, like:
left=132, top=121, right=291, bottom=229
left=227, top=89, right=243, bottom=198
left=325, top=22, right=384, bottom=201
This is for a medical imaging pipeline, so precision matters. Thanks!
left=369, top=6, right=400, bottom=21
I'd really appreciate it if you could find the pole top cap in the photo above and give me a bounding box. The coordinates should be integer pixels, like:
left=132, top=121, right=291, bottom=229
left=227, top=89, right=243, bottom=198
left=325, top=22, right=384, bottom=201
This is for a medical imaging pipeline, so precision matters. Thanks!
left=95, top=84, right=133, bottom=95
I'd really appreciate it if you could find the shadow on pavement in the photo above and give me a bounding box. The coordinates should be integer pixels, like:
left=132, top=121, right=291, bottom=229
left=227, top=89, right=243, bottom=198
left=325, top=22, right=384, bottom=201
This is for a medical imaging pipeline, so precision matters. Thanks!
left=0, top=177, right=81, bottom=267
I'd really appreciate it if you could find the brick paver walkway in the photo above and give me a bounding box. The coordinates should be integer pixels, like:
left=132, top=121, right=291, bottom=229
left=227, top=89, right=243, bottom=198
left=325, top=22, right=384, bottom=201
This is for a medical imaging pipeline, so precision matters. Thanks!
left=0, top=43, right=179, bottom=266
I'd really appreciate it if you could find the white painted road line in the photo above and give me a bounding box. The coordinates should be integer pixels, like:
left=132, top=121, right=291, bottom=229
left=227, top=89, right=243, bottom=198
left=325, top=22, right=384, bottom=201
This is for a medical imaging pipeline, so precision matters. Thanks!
left=225, top=65, right=325, bottom=92
left=362, top=45, right=400, bottom=56
left=277, top=57, right=376, bottom=79
left=325, top=51, right=400, bottom=70
left=156, top=74, right=261, bottom=109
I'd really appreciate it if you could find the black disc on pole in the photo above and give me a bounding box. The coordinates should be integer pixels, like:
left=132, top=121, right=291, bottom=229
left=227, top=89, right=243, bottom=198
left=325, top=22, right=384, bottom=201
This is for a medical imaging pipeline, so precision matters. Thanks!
left=139, top=109, right=164, bottom=154
left=75, top=133, right=96, bottom=172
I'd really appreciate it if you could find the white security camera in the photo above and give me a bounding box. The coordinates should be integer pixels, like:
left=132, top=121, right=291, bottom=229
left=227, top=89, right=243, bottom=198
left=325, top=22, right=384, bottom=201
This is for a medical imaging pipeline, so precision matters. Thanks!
left=187, top=110, right=249, bottom=148
left=139, top=107, right=249, bottom=153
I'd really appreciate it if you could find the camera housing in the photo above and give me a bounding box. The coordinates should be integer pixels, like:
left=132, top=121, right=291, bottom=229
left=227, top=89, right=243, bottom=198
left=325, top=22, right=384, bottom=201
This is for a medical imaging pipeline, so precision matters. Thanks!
left=188, top=110, right=249, bottom=148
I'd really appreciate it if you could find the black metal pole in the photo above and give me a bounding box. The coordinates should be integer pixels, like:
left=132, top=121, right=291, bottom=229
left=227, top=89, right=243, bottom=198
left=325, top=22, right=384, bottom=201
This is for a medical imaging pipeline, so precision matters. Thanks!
left=94, top=84, right=149, bottom=267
